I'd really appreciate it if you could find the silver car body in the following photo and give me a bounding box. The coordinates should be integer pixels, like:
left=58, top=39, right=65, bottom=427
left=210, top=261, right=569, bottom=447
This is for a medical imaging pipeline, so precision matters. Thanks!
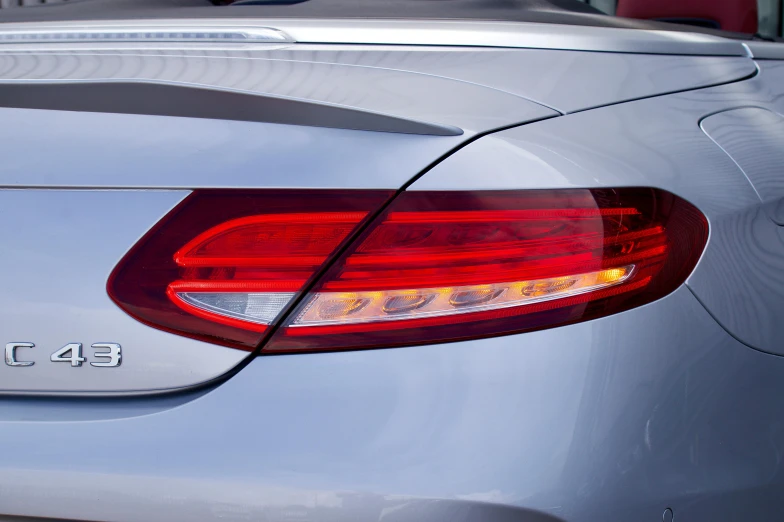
left=0, top=15, right=782, bottom=522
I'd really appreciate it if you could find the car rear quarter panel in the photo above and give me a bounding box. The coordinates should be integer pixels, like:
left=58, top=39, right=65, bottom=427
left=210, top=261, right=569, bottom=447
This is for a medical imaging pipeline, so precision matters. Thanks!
left=411, top=64, right=784, bottom=366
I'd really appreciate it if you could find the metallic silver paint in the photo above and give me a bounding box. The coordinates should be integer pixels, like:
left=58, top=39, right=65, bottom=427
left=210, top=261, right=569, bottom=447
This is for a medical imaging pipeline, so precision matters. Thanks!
left=0, top=44, right=755, bottom=190
left=264, top=45, right=756, bottom=114
left=2, top=289, right=784, bottom=521
left=410, top=61, right=784, bottom=361
left=272, top=19, right=745, bottom=55
left=700, top=107, right=784, bottom=225
left=0, top=18, right=747, bottom=55
left=0, top=107, right=526, bottom=189
left=0, top=190, right=247, bottom=393
left=0, top=50, right=552, bottom=134
left=0, top=44, right=756, bottom=118
left=743, top=41, right=784, bottom=60
left=696, top=106, right=784, bottom=354
left=0, top=21, right=780, bottom=522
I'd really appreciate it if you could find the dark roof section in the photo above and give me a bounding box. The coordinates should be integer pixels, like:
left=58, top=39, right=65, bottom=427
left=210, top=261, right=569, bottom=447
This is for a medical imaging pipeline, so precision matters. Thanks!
left=0, top=0, right=754, bottom=39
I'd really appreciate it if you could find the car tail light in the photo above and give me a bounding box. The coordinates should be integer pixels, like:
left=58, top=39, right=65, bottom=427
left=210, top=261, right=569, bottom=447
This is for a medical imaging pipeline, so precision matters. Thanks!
left=263, top=188, right=708, bottom=352
left=109, top=188, right=708, bottom=353
left=107, top=190, right=393, bottom=349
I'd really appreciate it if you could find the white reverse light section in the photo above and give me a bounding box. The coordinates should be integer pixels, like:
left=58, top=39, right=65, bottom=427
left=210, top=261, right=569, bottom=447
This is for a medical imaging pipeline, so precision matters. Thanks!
left=176, top=292, right=295, bottom=325
left=291, top=266, right=635, bottom=327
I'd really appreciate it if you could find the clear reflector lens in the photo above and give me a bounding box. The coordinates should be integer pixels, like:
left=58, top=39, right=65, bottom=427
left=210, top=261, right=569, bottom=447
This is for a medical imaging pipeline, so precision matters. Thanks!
left=173, top=292, right=296, bottom=328
left=292, top=266, right=634, bottom=327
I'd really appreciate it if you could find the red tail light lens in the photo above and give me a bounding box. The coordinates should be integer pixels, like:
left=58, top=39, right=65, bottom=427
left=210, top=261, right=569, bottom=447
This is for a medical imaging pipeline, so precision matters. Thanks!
left=107, top=190, right=393, bottom=349
left=109, top=188, right=707, bottom=353
left=264, top=188, right=708, bottom=352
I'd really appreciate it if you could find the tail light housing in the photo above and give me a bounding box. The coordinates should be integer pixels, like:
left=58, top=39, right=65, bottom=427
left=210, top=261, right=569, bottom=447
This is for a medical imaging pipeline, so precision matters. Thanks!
left=109, top=188, right=708, bottom=352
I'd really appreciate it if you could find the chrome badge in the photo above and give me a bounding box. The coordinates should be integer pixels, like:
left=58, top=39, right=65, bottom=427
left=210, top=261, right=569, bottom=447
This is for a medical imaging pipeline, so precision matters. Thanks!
left=5, top=342, right=121, bottom=367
